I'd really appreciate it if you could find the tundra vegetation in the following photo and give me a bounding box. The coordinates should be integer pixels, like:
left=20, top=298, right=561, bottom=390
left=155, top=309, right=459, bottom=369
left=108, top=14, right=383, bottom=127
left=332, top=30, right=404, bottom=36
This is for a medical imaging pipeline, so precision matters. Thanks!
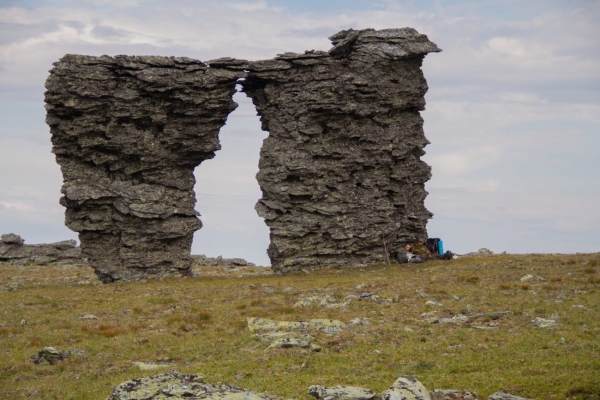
left=0, top=254, right=599, bottom=399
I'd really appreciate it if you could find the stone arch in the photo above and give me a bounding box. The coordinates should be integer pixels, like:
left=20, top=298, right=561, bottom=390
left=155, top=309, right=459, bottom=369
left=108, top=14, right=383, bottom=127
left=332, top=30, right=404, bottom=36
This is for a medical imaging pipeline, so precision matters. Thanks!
left=45, top=28, right=440, bottom=282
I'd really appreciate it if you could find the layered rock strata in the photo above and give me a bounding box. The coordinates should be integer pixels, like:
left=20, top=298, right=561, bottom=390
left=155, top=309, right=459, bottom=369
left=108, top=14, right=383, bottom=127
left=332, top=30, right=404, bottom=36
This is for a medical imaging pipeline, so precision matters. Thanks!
left=233, top=28, right=441, bottom=272
left=45, top=55, right=242, bottom=282
left=0, top=233, right=81, bottom=265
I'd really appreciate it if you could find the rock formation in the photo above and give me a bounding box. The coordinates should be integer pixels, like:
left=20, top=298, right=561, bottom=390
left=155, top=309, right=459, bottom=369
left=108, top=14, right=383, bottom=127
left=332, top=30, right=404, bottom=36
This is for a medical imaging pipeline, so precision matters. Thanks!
left=232, top=28, right=441, bottom=272
left=0, top=233, right=81, bottom=265
left=45, top=55, right=242, bottom=282
left=45, top=27, right=440, bottom=280
left=109, top=373, right=531, bottom=400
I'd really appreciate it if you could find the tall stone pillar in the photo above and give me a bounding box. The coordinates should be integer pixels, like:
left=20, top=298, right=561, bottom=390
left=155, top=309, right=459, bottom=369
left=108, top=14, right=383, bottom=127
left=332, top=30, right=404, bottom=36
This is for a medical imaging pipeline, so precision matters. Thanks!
left=45, top=55, right=242, bottom=282
left=240, top=28, right=441, bottom=273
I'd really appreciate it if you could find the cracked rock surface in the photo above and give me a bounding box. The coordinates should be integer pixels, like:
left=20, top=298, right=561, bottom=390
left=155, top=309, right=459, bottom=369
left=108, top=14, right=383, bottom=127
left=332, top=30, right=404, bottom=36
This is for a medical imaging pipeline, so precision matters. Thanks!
left=232, top=28, right=440, bottom=273
left=45, top=55, right=242, bottom=282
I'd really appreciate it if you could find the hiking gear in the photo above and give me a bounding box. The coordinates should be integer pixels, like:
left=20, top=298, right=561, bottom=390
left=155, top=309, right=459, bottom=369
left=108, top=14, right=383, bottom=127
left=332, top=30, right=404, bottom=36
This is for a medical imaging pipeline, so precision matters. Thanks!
left=426, top=238, right=444, bottom=255
left=397, top=251, right=409, bottom=264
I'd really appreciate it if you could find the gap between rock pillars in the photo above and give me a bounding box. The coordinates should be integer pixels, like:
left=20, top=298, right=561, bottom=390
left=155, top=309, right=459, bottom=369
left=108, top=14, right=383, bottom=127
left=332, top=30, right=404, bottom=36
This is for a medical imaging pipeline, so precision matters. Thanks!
left=45, top=27, right=441, bottom=282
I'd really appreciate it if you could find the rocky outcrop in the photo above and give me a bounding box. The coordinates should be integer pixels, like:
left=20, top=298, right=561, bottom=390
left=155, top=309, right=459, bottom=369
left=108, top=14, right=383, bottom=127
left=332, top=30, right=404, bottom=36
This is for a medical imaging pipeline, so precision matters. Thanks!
left=106, top=371, right=281, bottom=400
left=107, top=372, right=532, bottom=400
left=191, top=254, right=256, bottom=267
left=45, top=55, right=242, bottom=282
left=30, top=347, right=85, bottom=365
left=232, top=28, right=440, bottom=273
left=0, top=233, right=81, bottom=265
left=46, top=27, right=439, bottom=279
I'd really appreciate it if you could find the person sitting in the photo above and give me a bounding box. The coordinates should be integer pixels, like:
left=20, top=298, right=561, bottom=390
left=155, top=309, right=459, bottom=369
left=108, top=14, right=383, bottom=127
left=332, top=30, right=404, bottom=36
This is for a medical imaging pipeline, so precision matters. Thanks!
left=397, top=243, right=425, bottom=264
left=411, top=240, right=432, bottom=259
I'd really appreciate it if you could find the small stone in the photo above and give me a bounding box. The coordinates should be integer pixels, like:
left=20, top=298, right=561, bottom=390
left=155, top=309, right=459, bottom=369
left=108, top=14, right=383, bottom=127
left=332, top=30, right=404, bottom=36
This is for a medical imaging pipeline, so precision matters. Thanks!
left=571, top=305, right=588, bottom=310
left=425, top=300, right=443, bottom=307
left=5, top=283, right=24, bottom=291
left=359, top=292, right=372, bottom=299
left=453, top=296, right=461, bottom=301
left=349, top=317, right=370, bottom=327
left=295, top=295, right=347, bottom=309
left=520, top=274, right=545, bottom=282
left=487, top=391, right=532, bottom=400
left=132, top=362, right=171, bottom=371
left=532, top=317, right=557, bottom=328
left=430, top=389, right=479, bottom=400
left=369, top=295, right=393, bottom=305
left=308, top=385, right=377, bottom=400
left=79, top=314, right=99, bottom=320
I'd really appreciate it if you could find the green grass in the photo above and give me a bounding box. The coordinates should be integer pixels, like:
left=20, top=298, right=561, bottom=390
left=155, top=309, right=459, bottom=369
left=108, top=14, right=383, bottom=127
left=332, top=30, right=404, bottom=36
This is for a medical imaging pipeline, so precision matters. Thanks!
left=0, top=254, right=599, bottom=399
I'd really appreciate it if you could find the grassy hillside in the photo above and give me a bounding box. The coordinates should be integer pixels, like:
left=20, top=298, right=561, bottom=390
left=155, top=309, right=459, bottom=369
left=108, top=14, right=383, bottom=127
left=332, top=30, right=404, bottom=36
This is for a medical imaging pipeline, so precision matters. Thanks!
left=1, top=254, right=599, bottom=399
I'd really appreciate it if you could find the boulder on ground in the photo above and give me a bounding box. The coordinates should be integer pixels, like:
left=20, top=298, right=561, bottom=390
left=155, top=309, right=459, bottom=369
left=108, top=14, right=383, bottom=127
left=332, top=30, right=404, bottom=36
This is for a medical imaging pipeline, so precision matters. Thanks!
left=381, top=376, right=431, bottom=400
left=106, top=371, right=281, bottom=400
left=30, top=347, right=85, bottom=365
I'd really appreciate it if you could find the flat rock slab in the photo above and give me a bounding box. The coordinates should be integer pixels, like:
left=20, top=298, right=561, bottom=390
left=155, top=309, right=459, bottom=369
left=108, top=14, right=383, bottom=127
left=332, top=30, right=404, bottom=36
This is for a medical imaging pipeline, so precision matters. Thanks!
left=247, top=317, right=347, bottom=335
left=487, top=392, right=532, bottom=400
left=107, top=371, right=281, bottom=400
left=257, top=332, right=321, bottom=351
left=430, top=389, right=478, bottom=399
left=308, top=385, right=377, bottom=400
left=294, top=295, right=348, bottom=308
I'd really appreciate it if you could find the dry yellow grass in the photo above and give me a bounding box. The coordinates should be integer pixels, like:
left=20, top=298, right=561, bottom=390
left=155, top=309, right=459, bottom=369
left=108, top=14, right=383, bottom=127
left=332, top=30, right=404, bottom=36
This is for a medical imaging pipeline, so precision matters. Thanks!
left=1, top=254, right=599, bottom=399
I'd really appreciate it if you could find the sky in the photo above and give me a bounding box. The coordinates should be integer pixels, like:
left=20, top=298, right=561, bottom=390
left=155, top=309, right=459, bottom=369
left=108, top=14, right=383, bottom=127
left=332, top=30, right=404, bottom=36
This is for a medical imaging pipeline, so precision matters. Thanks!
left=0, top=0, right=599, bottom=266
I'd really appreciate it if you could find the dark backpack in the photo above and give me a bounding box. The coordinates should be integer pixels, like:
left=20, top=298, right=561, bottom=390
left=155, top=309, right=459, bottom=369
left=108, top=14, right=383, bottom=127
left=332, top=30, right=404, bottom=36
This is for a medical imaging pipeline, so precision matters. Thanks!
left=426, top=238, right=442, bottom=255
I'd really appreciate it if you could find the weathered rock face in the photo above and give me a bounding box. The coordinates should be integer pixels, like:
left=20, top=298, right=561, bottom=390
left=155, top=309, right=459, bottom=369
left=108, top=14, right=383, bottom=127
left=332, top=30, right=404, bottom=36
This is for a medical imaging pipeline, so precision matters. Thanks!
left=45, top=55, right=242, bottom=282
left=236, top=28, right=440, bottom=272
left=0, top=233, right=81, bottom=265
left=45, top=27, right=439, bottom=280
